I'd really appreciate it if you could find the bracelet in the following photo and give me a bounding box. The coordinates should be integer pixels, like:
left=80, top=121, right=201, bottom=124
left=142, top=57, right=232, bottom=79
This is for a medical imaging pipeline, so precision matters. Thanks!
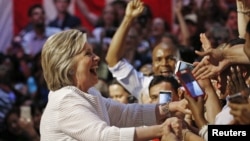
left=199, top=125, right=208, bottom=141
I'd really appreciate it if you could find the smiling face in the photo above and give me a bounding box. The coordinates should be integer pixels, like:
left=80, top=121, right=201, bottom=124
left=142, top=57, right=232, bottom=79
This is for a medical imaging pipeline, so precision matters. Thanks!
left=72, top=43, right=100, bottom=92
left=152, top=43, right=177, bottom=76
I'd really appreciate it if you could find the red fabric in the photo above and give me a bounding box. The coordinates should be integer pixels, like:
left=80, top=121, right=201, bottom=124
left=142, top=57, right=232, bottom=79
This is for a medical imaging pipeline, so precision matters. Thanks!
left=152, top=138, right=161, bottom=141
left=13, top=0, right=172, bottom=35
left=13, top=0, right=42, bottom=35
left=74, top=0, right=172, bottom=32
left=143, top=0, right=173, bottom=29
left=74, top=0, right=105, bottom=32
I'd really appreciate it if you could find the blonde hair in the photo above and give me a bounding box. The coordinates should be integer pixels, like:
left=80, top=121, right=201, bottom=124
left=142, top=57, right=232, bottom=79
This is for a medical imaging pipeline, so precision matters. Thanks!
left=41, top=29, right=87, bottom=91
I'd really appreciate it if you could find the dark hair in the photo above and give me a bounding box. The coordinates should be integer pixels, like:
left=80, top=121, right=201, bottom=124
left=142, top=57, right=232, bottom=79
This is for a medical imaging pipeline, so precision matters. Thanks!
left=109, top=79, right=137, bottom=103
left=111, top=0, right=127, bottom=9
left=246, top=20, right=250, bottom=34
left=162, top=32, right=179, bottom=46
left=109, top=79, right=131, bottom=95
left=149, top=75, right=180, bottom=92
left=28, top=4, right=44, bottom=17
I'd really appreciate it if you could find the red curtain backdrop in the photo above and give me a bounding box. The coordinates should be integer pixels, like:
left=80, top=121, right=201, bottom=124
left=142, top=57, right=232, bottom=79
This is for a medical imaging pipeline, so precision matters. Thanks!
left=143, top=0, right=172, bottom=29
left=74, top=0, right=105, bottom=32
left=13, top=0, right=42, bottom=35
left=13, top=0, right=172, bottom=35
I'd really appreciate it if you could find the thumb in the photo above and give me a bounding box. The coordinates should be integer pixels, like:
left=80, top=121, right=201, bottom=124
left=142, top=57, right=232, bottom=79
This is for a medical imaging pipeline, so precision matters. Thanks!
left=195, top=50, right=210, bottom=57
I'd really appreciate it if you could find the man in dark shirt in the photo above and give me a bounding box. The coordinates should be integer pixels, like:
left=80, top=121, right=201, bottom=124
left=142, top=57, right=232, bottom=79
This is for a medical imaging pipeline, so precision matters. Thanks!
left=49, top=0, right=82, bottom=30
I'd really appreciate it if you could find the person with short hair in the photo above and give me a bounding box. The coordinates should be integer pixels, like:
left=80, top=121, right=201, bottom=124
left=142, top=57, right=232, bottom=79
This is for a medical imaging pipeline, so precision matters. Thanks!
left=49, top=0, right=82, bottom=30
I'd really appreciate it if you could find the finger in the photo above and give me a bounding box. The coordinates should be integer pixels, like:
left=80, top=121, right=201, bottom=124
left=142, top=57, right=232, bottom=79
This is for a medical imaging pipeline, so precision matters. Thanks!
left=226, top=78, right=233, bottom=95
left=134, top=0, right=139, bottom=7
left=195, top=50, right=207, bottom=57
left=194, top=66, right=209, bottom=79
left=192, top=61, right=199, bottom=67
left=193, top=63, right=208, bottom=78
left=196, top=68, right=213, bottom=79
left=227, top=75, right=236, bottom=93
left=138, top=4, right=144, bottom=13
left=230, top=67, right=239, bottom=92
left=229, top=108, right=240, bottom=117
left=171, top=120, right=182, bottom=138
left=240, top=112, right=250, bottom=124
left=192, top=62, right=203, bottom=76
left=183, top=93, right=194, bottom=103
left=131, top=0, right=136, bottom=7
left=228, top=102, right=240, bottom=110
left=236, top=66, right=247, bottom=90
left=197, top=96, right=204, bottom=105
left=200, top=71, right=216, bottom=80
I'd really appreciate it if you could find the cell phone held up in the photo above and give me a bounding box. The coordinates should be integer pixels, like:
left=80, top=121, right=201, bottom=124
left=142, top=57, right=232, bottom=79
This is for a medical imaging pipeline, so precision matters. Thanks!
left=20, top=105, right=32, bottom=121
left=227, top=93, right=248, bottom=104
left=174, top=60, right=194, bottom=74
left=176, top=69, right=205, bottom=98
left=159, top=90, right=172, bottom=104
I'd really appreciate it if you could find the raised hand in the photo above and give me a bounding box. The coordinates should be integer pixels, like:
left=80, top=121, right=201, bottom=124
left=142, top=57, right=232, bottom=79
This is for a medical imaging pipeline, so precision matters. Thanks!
left=125, top=0, right=144, bottom=19
left=169, top=99, right=192, bottom=115
left=174, top=0, right=183, bottom=14
left=200, top=33, right=212, bottom=51
left=161, top=117, right=183, bottom=141
left=237, top=0, right=250, bottom=14
left=227, top=66, right=248, bottom=95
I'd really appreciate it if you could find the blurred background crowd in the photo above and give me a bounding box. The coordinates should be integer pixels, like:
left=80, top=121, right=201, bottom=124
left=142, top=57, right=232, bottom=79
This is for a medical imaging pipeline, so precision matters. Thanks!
left=0, top=0, right=246, bottom=140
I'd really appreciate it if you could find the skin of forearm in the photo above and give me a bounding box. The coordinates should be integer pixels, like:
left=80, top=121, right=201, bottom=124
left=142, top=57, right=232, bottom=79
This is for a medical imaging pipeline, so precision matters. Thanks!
left=237, top=13, right=249, bottom=38
left=194, top=116, right=207, bottom=130
left=204, top=83, right=221, bottom=123
left=75, top=0, right=97, bottom=25
left=176, top=12, right=190, bottom=46
left=105, top=16, right=134, bottom=67
left=224, top=44, right=250, bottom=65
left=134, top=125, right=163, bottom=141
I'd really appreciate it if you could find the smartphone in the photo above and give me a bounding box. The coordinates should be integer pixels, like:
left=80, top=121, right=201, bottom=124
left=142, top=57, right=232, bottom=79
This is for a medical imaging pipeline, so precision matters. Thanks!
left=159, top=90, right=172, bottom=104
left=227, top=93, right=248, bottom=104
left=176, top=69, right=204, bottom=98
left=174, top=60, right=194, bottom=74
left=20, top=106, right=32, bottom=120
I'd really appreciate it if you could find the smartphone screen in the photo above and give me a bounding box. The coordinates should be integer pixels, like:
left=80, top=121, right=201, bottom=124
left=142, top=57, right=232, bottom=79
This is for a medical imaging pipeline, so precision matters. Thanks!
left=20, top=106, right=32, bottom=120
left=159, top=90, right=172, bottom=104
left=175, top=61, right=194, bottom=74
left=177, top=69, right=204, bottom=97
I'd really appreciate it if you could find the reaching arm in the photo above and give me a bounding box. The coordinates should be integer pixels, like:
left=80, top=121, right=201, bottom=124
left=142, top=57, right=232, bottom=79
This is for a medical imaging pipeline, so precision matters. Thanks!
left=105, top=0, right=144, bottom=67
left=237, top=0, right=250, bottom=38
left=75, top=0, right=98, bottom=25
left=175, top=0, right=190, bottom=47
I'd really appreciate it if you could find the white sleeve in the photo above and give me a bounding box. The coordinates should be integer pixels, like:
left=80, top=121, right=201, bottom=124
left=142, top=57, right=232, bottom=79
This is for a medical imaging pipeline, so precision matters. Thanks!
left=58, top=93, right=135, bottom=141
left=108, top=59, right=147, bottom=98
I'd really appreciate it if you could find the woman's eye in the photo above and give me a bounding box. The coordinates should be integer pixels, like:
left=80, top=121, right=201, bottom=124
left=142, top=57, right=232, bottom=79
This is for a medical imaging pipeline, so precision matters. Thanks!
left=85, top=52, right=92, bottom=56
